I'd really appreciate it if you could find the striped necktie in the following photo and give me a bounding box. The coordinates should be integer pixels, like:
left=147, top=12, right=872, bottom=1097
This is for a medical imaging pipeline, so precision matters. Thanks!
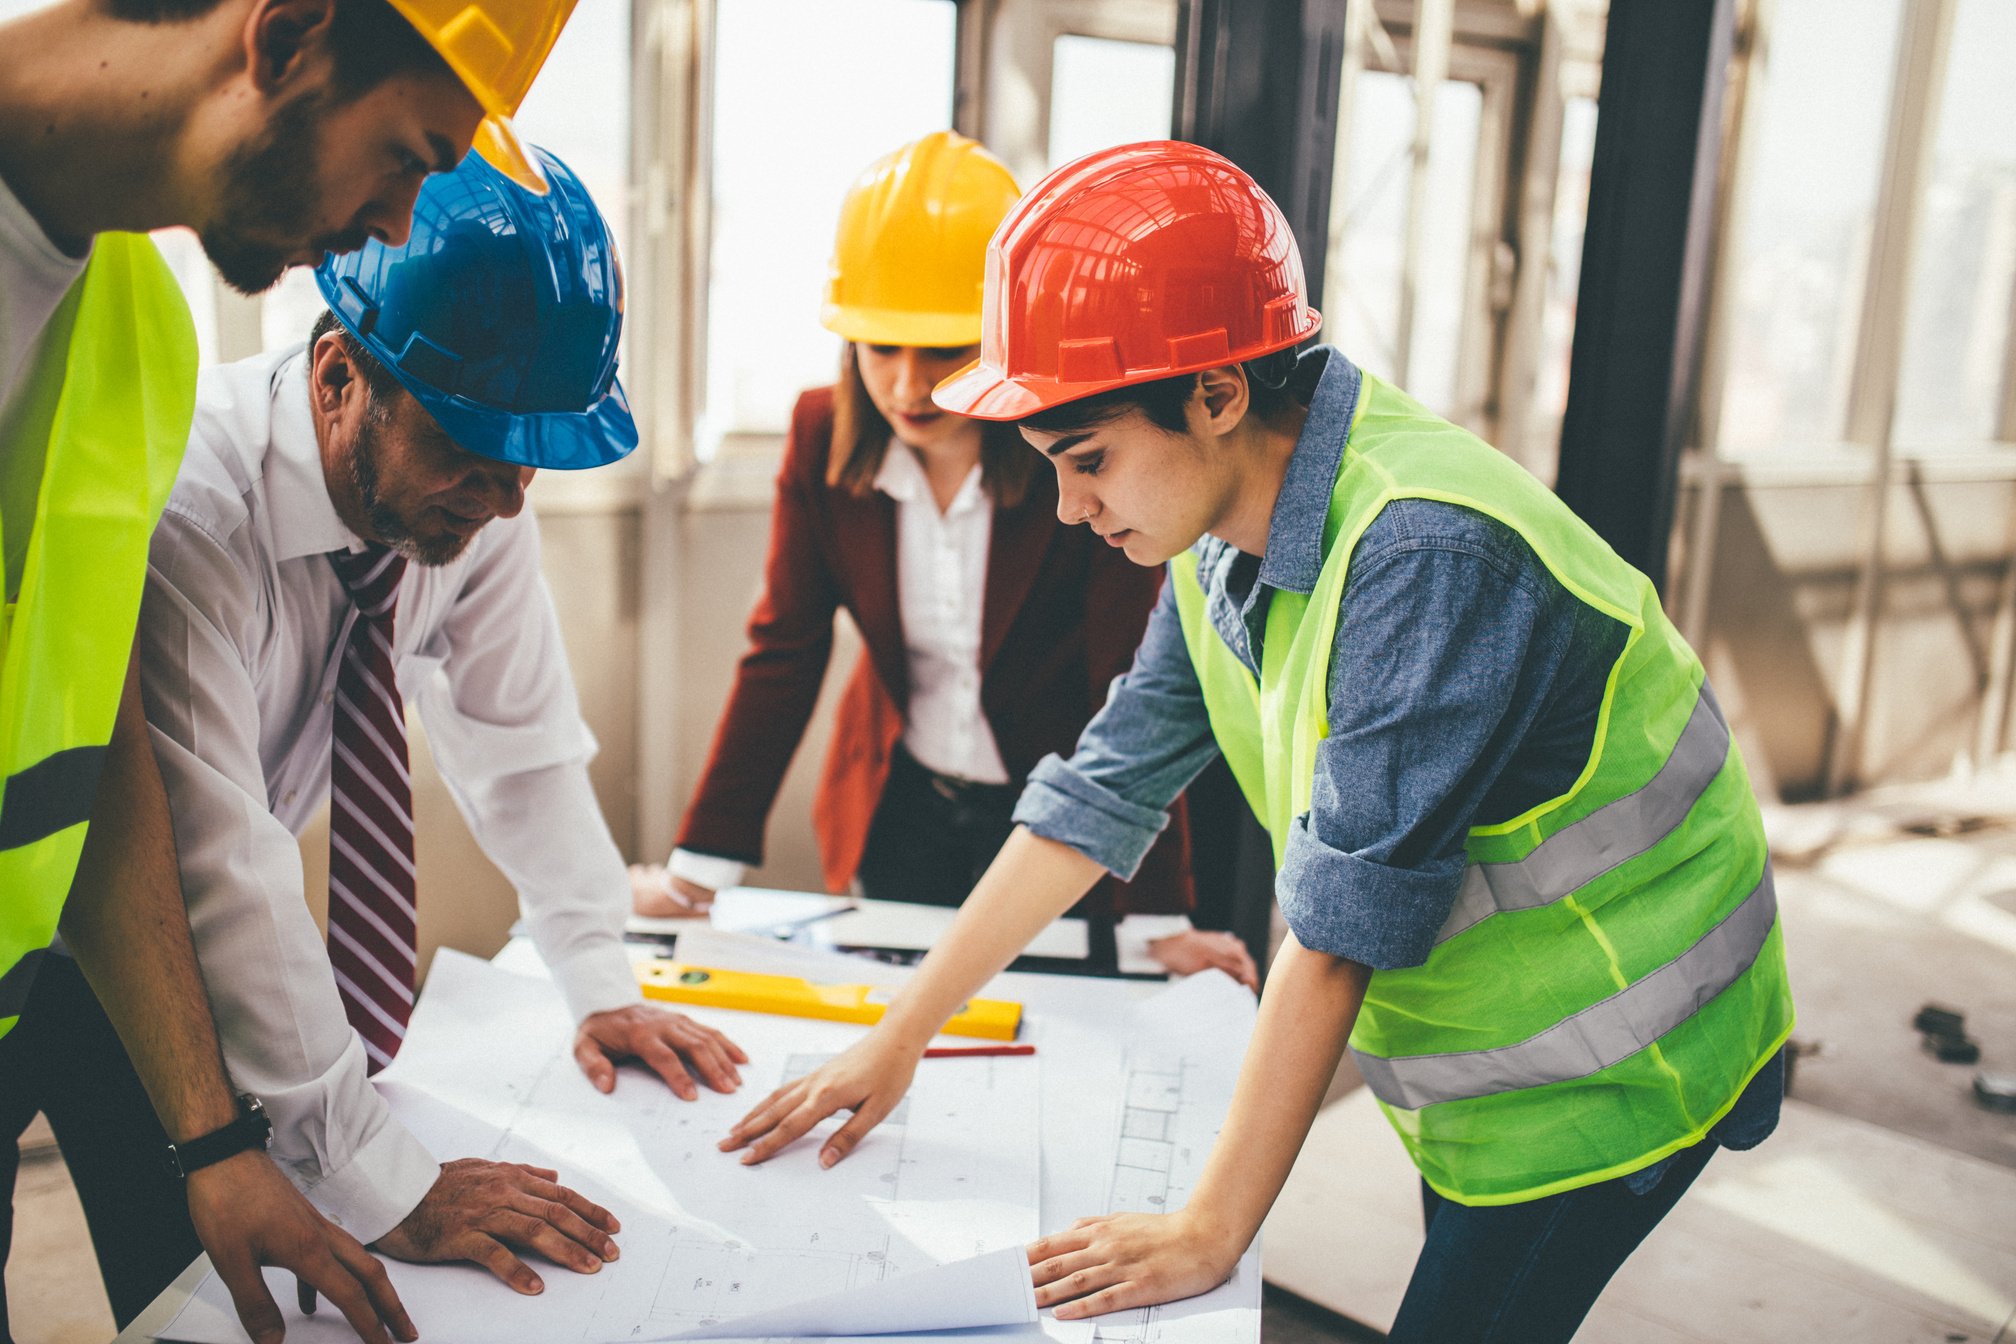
left=326, top=545, right=415, bottom=1074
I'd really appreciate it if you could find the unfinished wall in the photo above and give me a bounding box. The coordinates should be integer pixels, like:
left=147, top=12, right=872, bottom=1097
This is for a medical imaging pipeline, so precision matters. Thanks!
left=1682, top=472, right=2016, bottom=801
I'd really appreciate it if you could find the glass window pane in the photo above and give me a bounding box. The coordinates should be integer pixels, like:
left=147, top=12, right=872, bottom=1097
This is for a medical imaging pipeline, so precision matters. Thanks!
left=1893, top=0, right=2016, bottom=452
left=1325, top=70, right=1480, bottom=415
left=1406, top=79, right=1481, bottom=414
left=1047, top=35, right=1174, bottom=171
left=1530, top=94, right=1599, bottom=473
left=1718, top=0, right=1906, bottom=458
left=705, top=0, right=955, bottom=447
left=514, top=0, right=631, bottom=276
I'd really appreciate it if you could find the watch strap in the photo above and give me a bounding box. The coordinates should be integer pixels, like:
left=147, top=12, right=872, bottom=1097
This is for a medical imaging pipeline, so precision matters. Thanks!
left=166, top=1096, right=271, bottom=1179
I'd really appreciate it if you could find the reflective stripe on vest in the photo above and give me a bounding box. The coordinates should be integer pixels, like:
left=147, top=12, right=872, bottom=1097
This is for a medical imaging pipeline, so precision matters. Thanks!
left=1357, top=866, right=1778, bottom=1109
left=1434, top=684, right=1730, bottom=946
left=0, top=234, right=195, bottom=1039
left=1169, top=355, right=1794, bottom=1205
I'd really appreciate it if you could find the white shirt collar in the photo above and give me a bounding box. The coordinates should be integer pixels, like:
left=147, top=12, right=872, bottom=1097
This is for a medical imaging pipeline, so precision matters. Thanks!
left=263, top=346, right=366, bottom=561
left=872, top=441, right=988, bottom=517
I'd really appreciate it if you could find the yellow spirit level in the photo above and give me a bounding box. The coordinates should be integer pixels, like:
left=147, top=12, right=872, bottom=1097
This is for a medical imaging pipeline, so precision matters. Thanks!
left=636, top=961, right=1022, bottom=1041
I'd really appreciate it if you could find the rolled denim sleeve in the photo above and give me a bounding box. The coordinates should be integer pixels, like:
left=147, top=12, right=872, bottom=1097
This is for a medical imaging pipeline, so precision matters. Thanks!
left=1014, top=579, right=1220, bottom=879
left=1279, top=507, right=1576, bottom=969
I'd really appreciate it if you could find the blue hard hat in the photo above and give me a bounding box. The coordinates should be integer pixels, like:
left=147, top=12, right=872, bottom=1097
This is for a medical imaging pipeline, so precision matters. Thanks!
left=314, top=145, right=636, bottom=471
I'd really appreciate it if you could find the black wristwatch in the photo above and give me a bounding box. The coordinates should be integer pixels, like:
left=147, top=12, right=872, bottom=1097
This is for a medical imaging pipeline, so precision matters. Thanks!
left=165, top=1094, right=272, bottom=1179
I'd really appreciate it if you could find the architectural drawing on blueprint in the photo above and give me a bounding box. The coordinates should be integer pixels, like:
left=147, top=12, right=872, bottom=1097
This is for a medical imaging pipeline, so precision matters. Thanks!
left=160, top=953, right=1042, bottom=1344
left=1079, top=1036, right=1261, bottom=1344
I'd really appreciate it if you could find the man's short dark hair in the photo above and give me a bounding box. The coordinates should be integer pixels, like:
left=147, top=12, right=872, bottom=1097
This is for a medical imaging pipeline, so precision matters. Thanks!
left=310, top=308, right=403, bottom=403
left=107, top=0, right=452, bottom=99
left=1018, top=347, right=1310, bottom=438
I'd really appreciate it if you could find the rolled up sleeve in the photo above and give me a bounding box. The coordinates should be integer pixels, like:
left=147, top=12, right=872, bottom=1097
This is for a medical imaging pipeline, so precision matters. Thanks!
left=1276, top=815, right=1466, bottom=968
left=1013, top=580, right=1220, bottom=879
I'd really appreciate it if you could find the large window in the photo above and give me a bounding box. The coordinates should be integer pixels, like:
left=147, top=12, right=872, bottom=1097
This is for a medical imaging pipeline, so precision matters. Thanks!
left=1326, top=68, right=1483, bottom=417
left=1716, top=0, right=1908, bottom=458
left=1524, top=91, right=1599, bottom=477
left=701, top=0, right=956, bottom=450
left=1046, top=34, right=1175, bottom=169
left=1892, top=0, right=2016, bottom=453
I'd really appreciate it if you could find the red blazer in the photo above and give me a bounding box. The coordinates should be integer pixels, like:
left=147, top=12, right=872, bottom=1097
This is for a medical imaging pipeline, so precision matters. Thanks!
left=678, top=387, right=1194, bottom=916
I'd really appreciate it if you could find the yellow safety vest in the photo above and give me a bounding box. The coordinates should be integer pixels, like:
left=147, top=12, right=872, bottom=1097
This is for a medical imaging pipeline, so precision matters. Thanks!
left=1171, top=366, right=1794, bottom=1204
left=0, top=233, right=195, bottom=1037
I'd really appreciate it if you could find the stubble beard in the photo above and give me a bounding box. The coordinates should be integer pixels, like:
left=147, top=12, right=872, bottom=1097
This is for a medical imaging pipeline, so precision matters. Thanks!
left=201, top=90, right=367, bottom=296
left=347, top=399, right=472, bottom=568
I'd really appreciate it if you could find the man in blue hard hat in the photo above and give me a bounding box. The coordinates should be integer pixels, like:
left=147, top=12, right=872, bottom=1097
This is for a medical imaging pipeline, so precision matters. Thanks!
left=92, top=145, right=749, bottom=1300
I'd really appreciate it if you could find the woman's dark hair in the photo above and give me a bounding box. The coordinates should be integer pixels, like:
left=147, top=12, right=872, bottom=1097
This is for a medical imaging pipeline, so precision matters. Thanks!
left=1018, top=346, right=1310, bottom=438
left=827, top=343, right=1036, bottom=509
left=107, top=0, right=450, bottom=100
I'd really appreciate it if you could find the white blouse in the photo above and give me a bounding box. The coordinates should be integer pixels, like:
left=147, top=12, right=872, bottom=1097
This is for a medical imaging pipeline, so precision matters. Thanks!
left=872, top=440, right=1012, bottom=785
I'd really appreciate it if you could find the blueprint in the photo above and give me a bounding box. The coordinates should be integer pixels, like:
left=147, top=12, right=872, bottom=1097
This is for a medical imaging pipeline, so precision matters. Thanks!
left=1051, top=973, right=1263, bottom=1344
left=160, top=951, right=1040, bottom=1344
left=155, top=943, right=1261, bottom=1344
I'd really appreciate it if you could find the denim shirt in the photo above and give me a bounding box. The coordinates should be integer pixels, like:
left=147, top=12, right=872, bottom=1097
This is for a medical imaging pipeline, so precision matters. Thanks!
left=1013, top=346, right=1780, bottom=1188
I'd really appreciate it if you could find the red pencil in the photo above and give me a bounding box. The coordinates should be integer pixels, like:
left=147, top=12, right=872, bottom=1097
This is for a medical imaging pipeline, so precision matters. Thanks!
left=922, top=1044, right=1036, bottom=1058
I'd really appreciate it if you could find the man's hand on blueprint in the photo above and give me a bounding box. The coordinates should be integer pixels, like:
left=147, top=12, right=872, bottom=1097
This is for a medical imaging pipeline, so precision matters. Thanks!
left=187, top=1150, right=416, bottom=1344
left=573, top=1003, right=749, bottom=1099
left=1028, top=1211, right=1239, bottom=1319
left=373, top=1158, right=622, bottom=1294
left=719, top=1031, right=920, bottom=1168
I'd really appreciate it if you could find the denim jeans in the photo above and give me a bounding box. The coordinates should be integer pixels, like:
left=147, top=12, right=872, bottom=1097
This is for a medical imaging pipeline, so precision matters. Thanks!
left=1387, top=1136, right=1717, bottom=1343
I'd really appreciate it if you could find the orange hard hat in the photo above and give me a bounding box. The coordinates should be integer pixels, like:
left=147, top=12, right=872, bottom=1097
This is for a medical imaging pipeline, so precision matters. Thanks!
left=932, top=140, right=1321, bottom=421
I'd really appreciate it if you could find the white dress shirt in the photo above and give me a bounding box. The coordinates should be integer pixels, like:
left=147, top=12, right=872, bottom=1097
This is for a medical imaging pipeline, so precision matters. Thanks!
left=138, top=347, right=639, bottom=1241
left=875, top=441, right=1010, bottom=784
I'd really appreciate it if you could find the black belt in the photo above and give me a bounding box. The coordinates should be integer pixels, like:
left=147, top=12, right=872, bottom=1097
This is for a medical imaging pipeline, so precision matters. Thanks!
left=893, top=744, right=1019, bottom=805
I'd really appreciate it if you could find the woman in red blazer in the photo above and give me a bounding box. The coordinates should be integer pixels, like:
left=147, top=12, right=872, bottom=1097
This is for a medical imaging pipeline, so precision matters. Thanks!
left=631, top=133, right=1253, bottom=984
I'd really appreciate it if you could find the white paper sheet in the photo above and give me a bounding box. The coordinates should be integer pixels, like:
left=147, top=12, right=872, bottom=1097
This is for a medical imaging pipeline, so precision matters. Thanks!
left=808, top=901, right=1089, bottom=961
left=663, top=1245, right=1035, bottom=1340
left=160, top=951, right=1039, bottom=1344
left=627, top=887, right=858, bottom=941
left=1070, top=972, right=1262, bottom=1344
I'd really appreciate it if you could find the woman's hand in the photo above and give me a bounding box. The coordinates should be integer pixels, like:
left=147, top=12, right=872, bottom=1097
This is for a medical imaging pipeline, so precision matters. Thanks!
left=629, top=864, right=715, bottom=918
left=1028, top=1210, right=1244, bottom=1319
left=1148, top=929, right=1259, bottom=990
left=718, top=1031, right=921, bottom=1168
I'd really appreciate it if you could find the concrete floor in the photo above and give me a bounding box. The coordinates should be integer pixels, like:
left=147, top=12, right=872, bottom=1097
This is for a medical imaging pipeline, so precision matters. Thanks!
left=7, top=1115, right=116, bottom=1344
left=10, top=783, right=2016, bottom=1344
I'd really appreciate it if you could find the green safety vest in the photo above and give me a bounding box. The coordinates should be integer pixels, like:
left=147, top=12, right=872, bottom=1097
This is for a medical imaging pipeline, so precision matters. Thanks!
left=0, top=233, right=196, bottom=1038
left=1171, top=369, right=1794, bottom=1206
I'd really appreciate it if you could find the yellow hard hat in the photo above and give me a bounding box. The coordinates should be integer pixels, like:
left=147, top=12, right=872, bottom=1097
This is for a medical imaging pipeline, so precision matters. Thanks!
left=822, top=130, right=1021, bottom=348
left=381, top=0, right=582, bottom=193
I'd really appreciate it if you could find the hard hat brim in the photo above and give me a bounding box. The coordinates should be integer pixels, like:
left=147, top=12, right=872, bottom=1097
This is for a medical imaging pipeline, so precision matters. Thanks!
left=931, top=358, right=1068, bottom=422
left=933, top=312, right=1323, bottom=423
left=473, top=118, right=550, bottom=195
left=400, top=369, right=639, bottom=470
left=821, top=304, right=983, bottom=350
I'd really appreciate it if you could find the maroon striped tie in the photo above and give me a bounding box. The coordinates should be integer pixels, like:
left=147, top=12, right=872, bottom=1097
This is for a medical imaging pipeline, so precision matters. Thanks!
left=326, top=545, right=415, bottom=1075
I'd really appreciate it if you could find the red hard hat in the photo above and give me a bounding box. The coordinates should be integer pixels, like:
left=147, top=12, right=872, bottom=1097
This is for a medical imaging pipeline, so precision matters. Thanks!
left=933, top=141, right=1322, bottom=421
